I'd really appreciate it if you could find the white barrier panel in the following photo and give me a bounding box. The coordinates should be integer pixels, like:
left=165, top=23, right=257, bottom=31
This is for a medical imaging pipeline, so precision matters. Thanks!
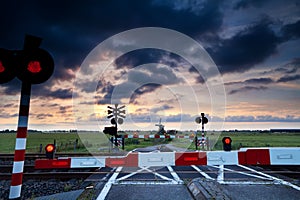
left=138, top=152, right=175, bottom=167
left=207, top=151, right=238, bottom=165
left=70, top=157, right=105, bottom=168
left=270, top=148, right=300, bottom=165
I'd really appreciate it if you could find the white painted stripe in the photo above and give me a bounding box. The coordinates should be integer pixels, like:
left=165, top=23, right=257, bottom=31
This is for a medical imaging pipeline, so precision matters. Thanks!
left=15, top=138, right=27, bottom=150
left=138, top=152, right=175, bottom=167
left=96, top=167, right=122, bottom=200
left=12, top=161, right=24, bottom=174
left=128, top=135, right=133, bottom=138
left=210, top=165, right=271, bottom=180
left=219, top=181, right=276, bottom=185
left=238, top=165, right=300, bottom=191
left=138, top=135, right=144, bottom=139
left=167, top=166, right=183, bottom=184
left=9, top=185, right=22, bottom=199
left=207, top=151, right=238, bottom=165
left=18, top=116, right=28, bottom=127
left=149, top=135, right=155, bottom=138
left=191, top=165, right=214, bottom=180
left=70, top=157, right=105, bottom=168
left=269, top=148, right=300, bottom=165
left=20, top=94, right=30, bottom=106
left=170, top=135, right=175, bottom=138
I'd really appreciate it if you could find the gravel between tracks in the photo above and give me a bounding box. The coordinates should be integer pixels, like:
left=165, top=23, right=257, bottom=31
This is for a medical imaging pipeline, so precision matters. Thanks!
left=0, top=179, right=86, bottom=200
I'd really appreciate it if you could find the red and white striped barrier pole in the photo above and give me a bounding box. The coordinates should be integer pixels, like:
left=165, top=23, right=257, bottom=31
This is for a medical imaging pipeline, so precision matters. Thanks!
left=9, top=82, right=31, bottom=199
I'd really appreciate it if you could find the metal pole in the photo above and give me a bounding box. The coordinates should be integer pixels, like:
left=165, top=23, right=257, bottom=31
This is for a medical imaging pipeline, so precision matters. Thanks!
left=201, top=121, right=205, bottom=149
left=9, top=82, right=31, bottom=199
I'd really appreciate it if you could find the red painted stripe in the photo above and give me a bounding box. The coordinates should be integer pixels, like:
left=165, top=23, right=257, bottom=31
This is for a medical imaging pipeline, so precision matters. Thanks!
left=245, top=149, right=271, bottom=165
left=124, top=135, right=128, bottom=138
left=11, top=173, right=23, bottom=186
left=16, top=127, right=27, bottom=138
left=175, top=152, right=207, bottom=166
left=144, top=135, right=149, bottom=139
left=106, top=153, right=138, bottom=167
left=238, top=151, right=246, bottom=165
left=14, top=150, right=26, bottom=162
left=19, top=105, right=29, bottom=116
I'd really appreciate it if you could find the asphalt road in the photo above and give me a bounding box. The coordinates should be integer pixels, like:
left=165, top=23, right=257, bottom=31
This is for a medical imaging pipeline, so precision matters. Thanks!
left=83, top=164, right=300, bottom=200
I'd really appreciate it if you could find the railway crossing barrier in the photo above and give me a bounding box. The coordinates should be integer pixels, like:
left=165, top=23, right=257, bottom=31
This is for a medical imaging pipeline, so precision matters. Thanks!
left=35, top=147, right=300, bottom=169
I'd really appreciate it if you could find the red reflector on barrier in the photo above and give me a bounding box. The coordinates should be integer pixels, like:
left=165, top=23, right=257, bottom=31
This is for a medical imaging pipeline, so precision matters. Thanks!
left=52, top=160, right=70, bottom=166
left=35, top=158, right=71, bottom=169
left=184, top=157, right=198, bottom=162
left=175, top=152, right=207, bottom=166
left=110, top=160, right=125, bottom=165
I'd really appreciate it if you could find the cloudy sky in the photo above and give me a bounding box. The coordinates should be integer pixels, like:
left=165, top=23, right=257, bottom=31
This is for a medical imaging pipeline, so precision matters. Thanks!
left=0, top=0, right=299, bottom=131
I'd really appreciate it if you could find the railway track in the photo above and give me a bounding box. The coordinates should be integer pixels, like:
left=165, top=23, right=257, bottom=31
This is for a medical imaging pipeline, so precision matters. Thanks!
left=0, top=171, right=97, bottom=180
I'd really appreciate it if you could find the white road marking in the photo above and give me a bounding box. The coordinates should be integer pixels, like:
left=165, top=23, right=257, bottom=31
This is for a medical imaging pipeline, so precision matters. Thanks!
left=117, top=167, right=149, bottom=181
left=96, top=167, right=122, bottom=200
left=143, top=167, right=178, bottom=184
left=210, top=165, right=272, bottom=180
left=117, top=181, right=181, bottom=185
left=191, top=165, right=215, bottom=180
left=167, top=166, right=184, bottom=184
left=217, top=165, right=224, bottom=182
left=220, top=181, right=276, bottom=185
left=238, top=164, right=300, bottom=191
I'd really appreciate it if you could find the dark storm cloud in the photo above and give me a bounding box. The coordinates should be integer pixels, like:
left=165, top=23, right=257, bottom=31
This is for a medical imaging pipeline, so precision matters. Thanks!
left=150, top=104, right=174, bottom=113
left=36, top=113, right=53, bottom=120
left=209, top=18, right=280, bottom=74
left=260, top=58, right=300, bottom=75
left=277, top=74, right=300, bottom=83
left=0, top=0, right=223, bottom=79
left=114, top=49, right=190, bottom=71
left=31, top=87, right=73, bottom=99
left=233, top=0, right=265, bottom=10
left=225, top=77, right=274, bottom=85
left=282, top=20, right=300, bottom=40
left=129, top=83, right=161, bottom=104
left=228, top=86, right=268, bottom=95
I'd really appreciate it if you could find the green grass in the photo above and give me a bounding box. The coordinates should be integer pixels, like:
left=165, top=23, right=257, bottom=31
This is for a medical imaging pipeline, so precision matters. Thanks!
left=0, top=131, right=299, bottom=153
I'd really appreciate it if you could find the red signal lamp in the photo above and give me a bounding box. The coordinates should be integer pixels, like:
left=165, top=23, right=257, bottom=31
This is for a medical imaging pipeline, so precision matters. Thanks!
left=0, top=61, right=5, bottom=73
left=45, top=144, right=55, bottom=159
left=224, top=138, right=231, bottom=144
left=27, top=60, right=42, bottom=73
left=222, top=137, right=232, bottom=151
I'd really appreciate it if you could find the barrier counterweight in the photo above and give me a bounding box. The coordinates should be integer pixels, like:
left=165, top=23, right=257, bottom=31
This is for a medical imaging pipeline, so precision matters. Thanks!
left=9, top=82, right=31, bottom=199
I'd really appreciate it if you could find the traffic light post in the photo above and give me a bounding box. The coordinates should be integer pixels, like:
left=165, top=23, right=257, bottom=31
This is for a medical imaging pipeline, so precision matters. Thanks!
left=222, top=136, right=232, bottom=151
left=104, top=104, right=126, bottom=150
left=0, top=35, right=54, bottom=200
left=195, top=113, right=208, bottom=150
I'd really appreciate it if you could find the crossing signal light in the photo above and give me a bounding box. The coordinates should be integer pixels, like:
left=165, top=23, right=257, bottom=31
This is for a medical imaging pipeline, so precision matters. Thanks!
left=45, top=144, right=55, bottom=159
left=0, top=49, right=16, bottom=84
left=0, top=35, right=54, bottom=85
left=222, top=137, right=232, bottom=151
left=103, top=126, right=117, bottom=136
left=17, top=48, right=54, bottom=84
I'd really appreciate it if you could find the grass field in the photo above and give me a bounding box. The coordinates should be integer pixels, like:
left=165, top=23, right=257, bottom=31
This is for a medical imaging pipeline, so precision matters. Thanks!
left=0, top=131, right=299, bottom=153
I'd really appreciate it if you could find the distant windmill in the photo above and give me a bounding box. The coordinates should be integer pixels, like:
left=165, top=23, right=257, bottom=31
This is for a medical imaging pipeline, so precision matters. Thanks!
left=155, top=118, right=166, bottom=135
